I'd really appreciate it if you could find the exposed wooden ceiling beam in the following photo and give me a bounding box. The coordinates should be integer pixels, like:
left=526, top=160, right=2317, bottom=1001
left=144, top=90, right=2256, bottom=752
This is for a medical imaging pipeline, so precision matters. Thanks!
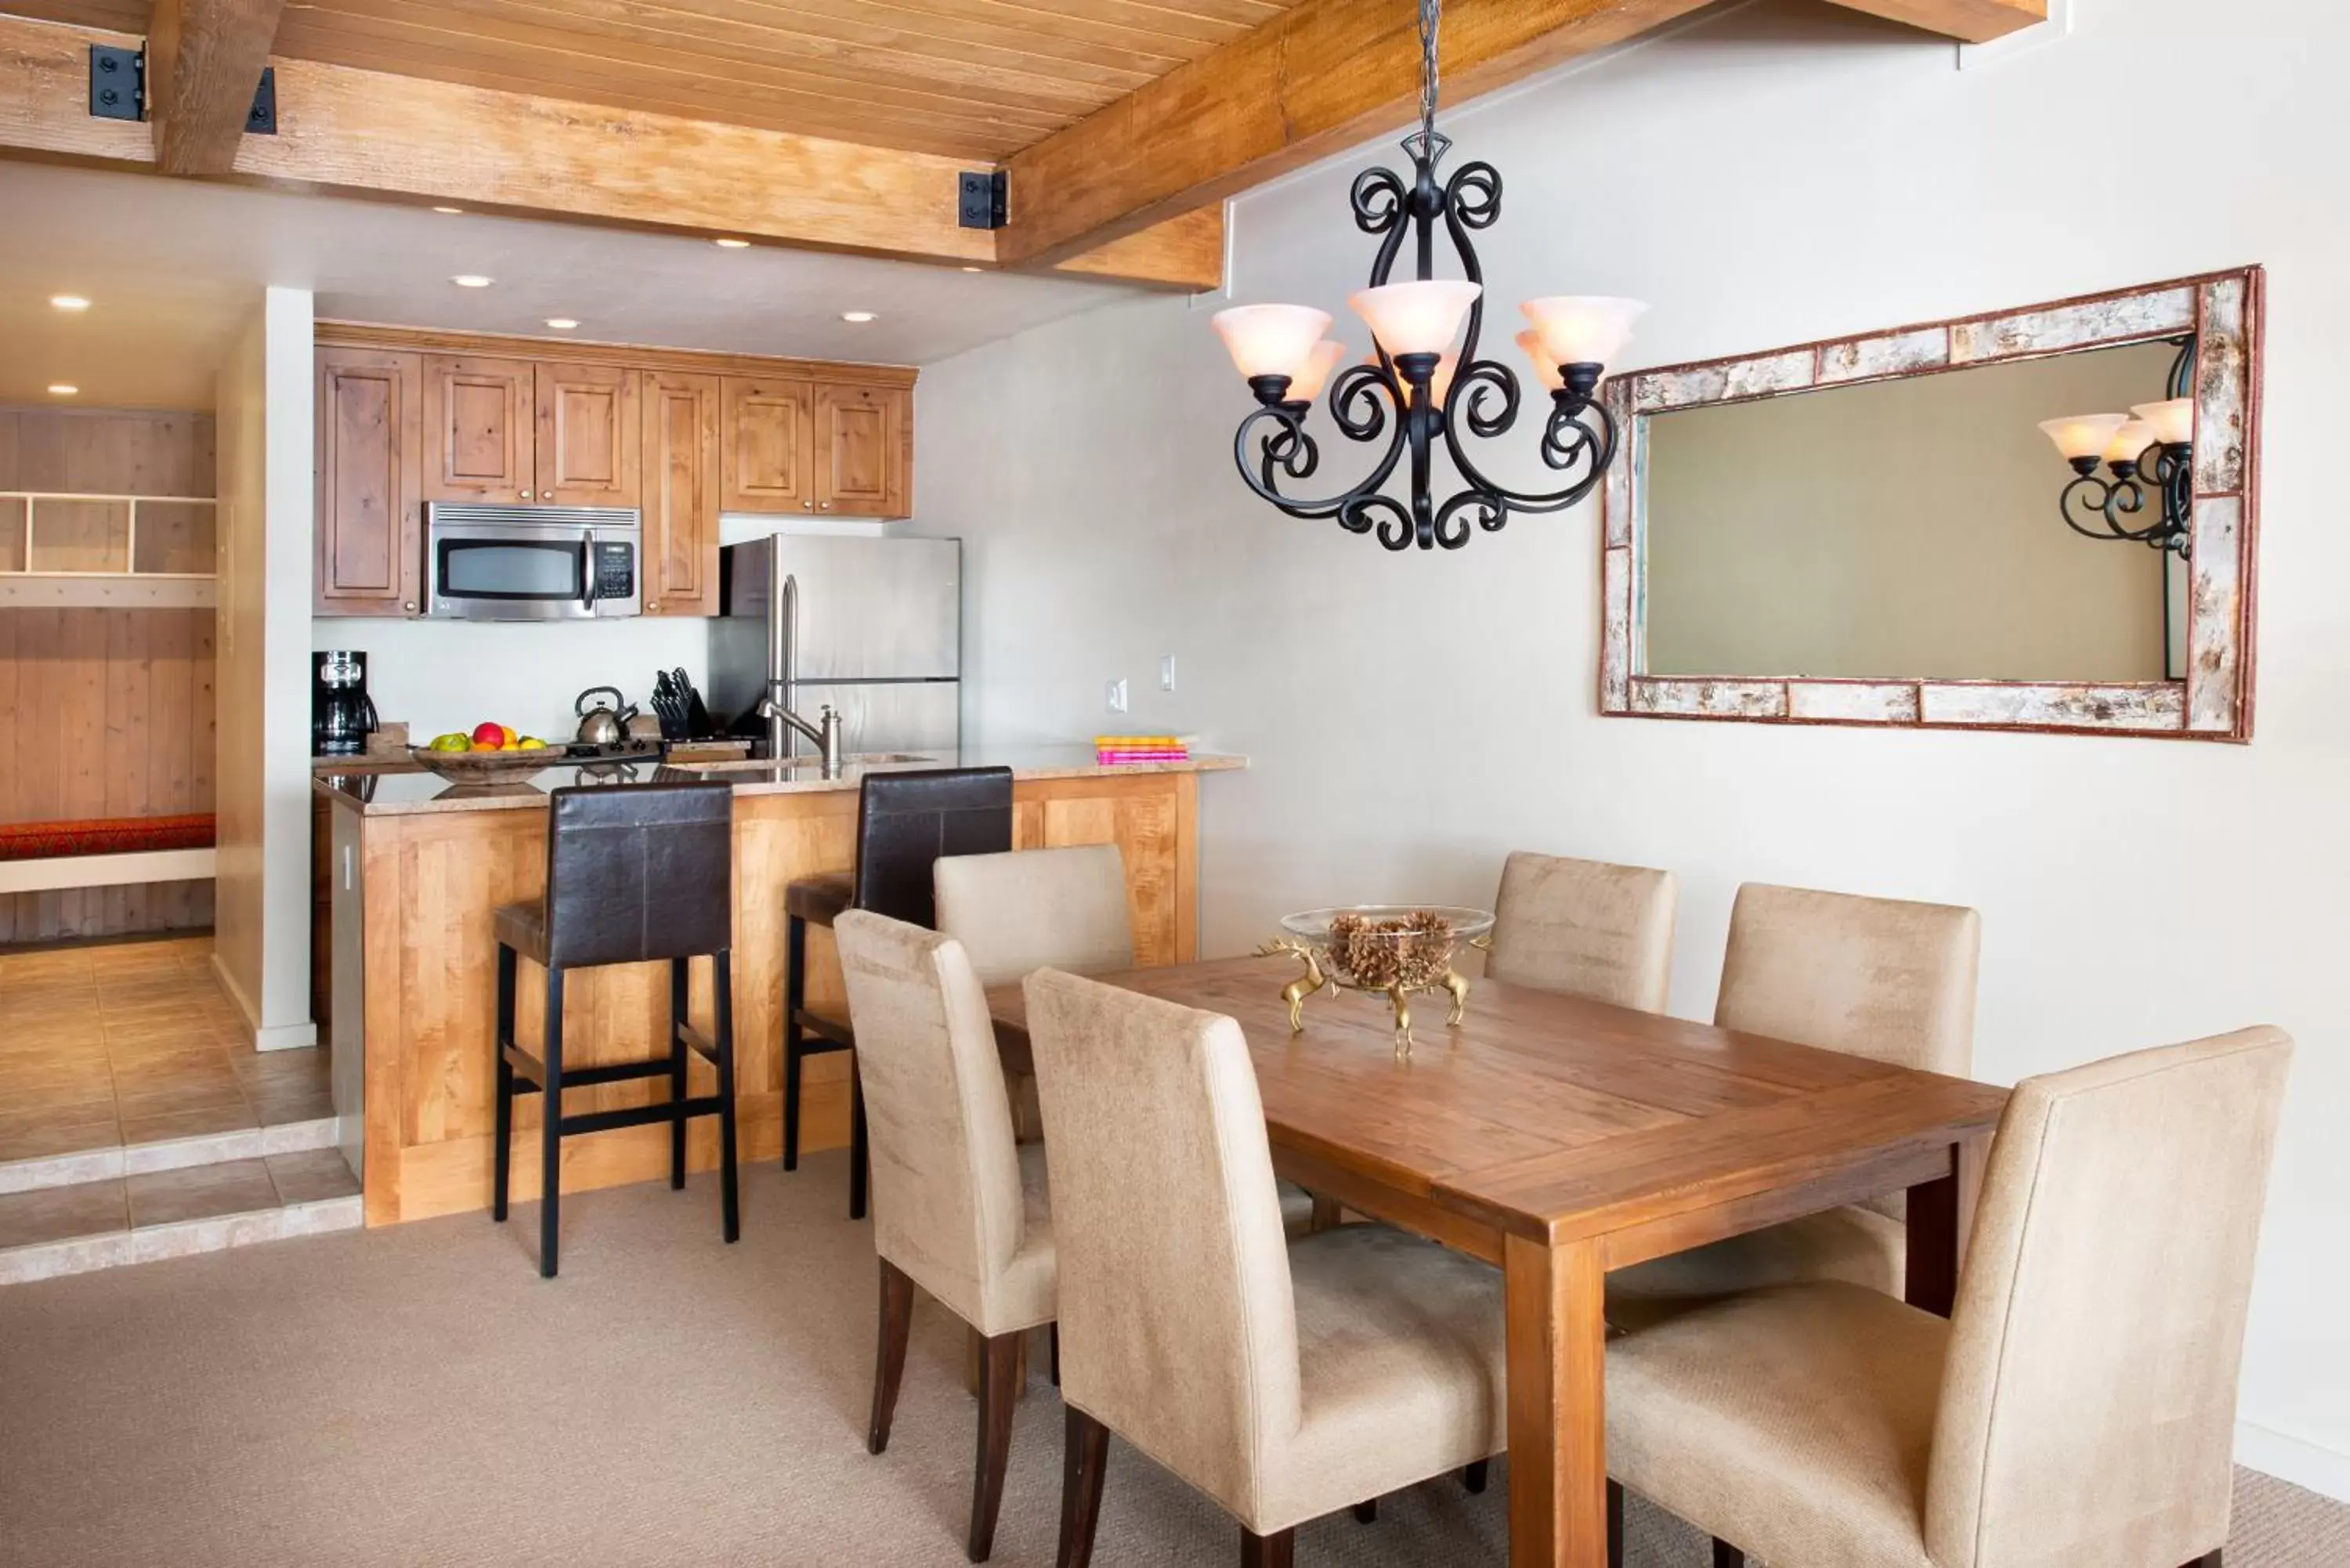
left=1815, top=0, right=2046, bottom=45
left=0, top=13, right=1220, bottom=290
left=998, top=0, right=2045, bottom=269
left=146, top=0, right=287, bottom=176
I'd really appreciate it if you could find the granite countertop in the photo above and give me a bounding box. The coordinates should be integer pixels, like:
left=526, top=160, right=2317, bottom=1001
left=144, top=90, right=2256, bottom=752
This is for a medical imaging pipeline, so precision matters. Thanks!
left=314, top=749, right=1246, bottom=816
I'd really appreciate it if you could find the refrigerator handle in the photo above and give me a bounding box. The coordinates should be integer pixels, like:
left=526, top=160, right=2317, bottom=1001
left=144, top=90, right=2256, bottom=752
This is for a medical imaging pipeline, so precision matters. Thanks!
left=770, top=569, right=798, bottom=760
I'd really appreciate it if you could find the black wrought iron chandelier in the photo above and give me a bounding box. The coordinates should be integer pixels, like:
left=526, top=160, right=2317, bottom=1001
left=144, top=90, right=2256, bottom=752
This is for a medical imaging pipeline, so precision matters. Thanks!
left=2037, top=338, right=2196, bottom=557
left=1212, top=0, right=1647, bottom=551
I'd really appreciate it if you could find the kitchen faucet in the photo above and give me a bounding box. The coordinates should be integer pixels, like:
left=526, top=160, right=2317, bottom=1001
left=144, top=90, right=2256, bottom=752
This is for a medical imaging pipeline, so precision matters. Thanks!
left=756, top=681, right=845, bottom=778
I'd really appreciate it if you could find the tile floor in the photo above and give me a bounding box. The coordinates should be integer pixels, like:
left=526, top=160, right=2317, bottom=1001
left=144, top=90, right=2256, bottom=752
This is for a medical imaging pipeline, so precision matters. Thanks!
left=0, top=934, right=334, bottom=1166
left=0, top=1151, right=360, bottom=1252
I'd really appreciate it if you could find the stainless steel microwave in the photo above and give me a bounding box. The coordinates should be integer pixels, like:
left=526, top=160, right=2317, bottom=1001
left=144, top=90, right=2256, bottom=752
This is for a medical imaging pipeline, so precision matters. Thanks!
left=425, top=504, right=642, bottom=620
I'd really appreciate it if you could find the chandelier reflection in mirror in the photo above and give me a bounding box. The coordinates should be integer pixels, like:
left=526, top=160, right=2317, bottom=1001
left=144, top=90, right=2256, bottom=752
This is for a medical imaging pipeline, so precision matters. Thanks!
left=1210, top=0, right=1647, bottom=551
left=2037, top=338, right=2196, bottom=557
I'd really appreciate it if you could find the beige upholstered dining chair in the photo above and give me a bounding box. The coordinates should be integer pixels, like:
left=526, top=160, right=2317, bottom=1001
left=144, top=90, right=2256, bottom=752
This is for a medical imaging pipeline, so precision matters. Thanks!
left=934, top=844, right=1136, bottom=986
left=1607, top=1026, right=2291, bottom=1568
left=938, top=843, right=1323, bottom=1234
left=1024, top=968, right=1509, bottom=1568
left=1487, top=850, right=1679, bottom=1012
left=833, top=910, right=1054, bottom=1564
left=1606, top=881, right=1982, bottom=1326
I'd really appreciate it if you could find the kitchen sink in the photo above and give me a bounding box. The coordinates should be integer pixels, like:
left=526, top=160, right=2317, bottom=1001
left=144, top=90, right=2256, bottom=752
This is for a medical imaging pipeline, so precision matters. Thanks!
left=674, top=752, right=941, bottom=773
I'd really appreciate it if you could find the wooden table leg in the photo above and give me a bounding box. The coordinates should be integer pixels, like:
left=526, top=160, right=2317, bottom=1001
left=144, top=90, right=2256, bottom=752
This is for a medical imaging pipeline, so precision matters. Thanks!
left=1504, top=1233, right=1607, bottom=1568
left=1905, top=1132, right=1989, bottom=1317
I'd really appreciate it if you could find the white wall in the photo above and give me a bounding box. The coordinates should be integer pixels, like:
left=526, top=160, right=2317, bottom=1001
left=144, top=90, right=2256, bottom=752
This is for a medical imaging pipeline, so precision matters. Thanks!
left=310, top=616, right=711, bottom=746
left=312, top=516, right=878, bottom=744
left=213, top=287, right=315, bottom=1050
left=910, top=0, right=2350, bottom=1497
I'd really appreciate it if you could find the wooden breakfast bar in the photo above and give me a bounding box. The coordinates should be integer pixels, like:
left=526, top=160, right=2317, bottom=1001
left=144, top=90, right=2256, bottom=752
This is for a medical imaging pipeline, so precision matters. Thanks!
left=315, top=750, right=1242, bottom=1227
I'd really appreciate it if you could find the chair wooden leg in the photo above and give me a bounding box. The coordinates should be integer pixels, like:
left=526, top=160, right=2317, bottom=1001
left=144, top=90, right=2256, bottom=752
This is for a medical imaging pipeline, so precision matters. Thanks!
left=1241, top=1529, right=1293, bottom=1568
left=1056, top=1406, right=1110, bottom=1568
left=782, top=913, right=806, bottom=1172
left=713, top=949, right=739, bottom=1243
left=1712, top=1540, right=1745, bottom=1568
left=1463, top=1459, right=1489, bottom=1494
left=539, top=965, right=565, bottom=1279
left=1607, top=1480, right=1625, bottom=1568
left=968, top=1331, right=1021, bottom=1562
left=849, top=1064, right=870, bottom=1220
left=1351, top=1500, right=1377, bottom=1523
left=867, top=1258, right=915, bottom=1455
left=1049, top=1321, right=1060, bottom=1388
left=1308, top=1194, right=1343, bottom=1234
left=667, top=957, right=689, bottom=1190
left=492, top=943, right=515, bottom=1222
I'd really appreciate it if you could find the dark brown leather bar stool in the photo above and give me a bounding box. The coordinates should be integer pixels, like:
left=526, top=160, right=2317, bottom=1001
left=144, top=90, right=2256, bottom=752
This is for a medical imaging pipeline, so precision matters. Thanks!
left=781, top=766, right=1014, bottom=1219
left=492, top=779, right=738, bottom=1278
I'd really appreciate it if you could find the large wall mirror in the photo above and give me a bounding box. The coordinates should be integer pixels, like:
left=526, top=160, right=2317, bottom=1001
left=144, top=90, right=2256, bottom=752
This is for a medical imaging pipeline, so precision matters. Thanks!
left=1598, top=269, right=2261, bottom=740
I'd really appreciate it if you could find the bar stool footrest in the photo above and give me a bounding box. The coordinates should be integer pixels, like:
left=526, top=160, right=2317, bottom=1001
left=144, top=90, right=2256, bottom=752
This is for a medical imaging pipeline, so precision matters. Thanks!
left=503, top=1046, right=685, bottom=1092
left=559, top=1097, right=730, bottom=1139
left=791, top=1008, right=856, bottom=1050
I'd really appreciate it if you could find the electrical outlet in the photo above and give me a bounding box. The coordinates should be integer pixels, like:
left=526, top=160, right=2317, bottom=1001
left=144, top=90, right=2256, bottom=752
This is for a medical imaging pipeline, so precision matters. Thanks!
left=1105, top=678, right=1128, bottom=714
left=1159, top=655, right=1177, bottom=693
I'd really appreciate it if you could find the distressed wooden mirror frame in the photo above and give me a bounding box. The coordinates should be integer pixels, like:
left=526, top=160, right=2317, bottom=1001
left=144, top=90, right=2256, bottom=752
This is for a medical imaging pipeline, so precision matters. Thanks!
left=1597, top=267, right=2263, bottom=741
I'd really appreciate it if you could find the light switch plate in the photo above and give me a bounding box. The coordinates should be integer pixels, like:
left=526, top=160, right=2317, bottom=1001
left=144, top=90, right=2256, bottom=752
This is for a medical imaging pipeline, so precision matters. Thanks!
left=1159, top=656, right=1177, bottom=692
left=1105, top=678, right=1128, bottom=714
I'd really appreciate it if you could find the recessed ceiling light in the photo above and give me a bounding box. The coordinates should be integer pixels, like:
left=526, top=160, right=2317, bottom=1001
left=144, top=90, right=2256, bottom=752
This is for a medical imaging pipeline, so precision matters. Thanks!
left=450, top=275, right=494, bottom=288
left=49, top=294, right=91, bottom=311
left=960, top=266, right=983, bottom=274
left=545, top=318, right=580, bottom=331
left=714, top=237, right=751, bottom=249
left=47, top=384, right=78, bottom=396
left=841, top=311, right=877, bottom=323
left=432, top=205, right=463, bottom=215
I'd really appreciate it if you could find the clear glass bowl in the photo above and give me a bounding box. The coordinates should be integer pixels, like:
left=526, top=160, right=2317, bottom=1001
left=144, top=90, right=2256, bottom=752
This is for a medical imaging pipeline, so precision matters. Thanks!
left=1278, top=905, right=1495, bottom=991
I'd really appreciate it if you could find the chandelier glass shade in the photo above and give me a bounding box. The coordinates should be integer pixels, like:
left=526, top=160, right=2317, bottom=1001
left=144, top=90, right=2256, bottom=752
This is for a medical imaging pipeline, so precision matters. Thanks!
left=2038, top=338, right=2197, bottom=557
left=1210, top=0, right=1647, bottom=551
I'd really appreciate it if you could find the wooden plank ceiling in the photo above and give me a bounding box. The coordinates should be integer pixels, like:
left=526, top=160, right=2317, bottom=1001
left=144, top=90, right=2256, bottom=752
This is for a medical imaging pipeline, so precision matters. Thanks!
left=12, top=0, right=1312, bottom=161
left=0, top=0, right=2041, bottom=290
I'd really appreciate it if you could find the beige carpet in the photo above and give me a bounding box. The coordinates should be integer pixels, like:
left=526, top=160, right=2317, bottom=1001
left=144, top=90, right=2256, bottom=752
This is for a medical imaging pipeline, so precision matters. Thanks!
left=1, top=1155, right=2342, bottom=1567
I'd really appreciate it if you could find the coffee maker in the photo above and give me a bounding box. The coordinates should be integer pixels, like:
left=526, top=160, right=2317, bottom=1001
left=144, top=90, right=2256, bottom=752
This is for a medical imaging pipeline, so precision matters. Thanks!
left=313, top=651, right=380, bottom=757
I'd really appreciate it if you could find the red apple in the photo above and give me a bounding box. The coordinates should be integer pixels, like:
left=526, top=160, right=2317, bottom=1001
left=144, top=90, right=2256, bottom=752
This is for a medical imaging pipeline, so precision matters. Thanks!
left=471, top=721, right=504, bottom=749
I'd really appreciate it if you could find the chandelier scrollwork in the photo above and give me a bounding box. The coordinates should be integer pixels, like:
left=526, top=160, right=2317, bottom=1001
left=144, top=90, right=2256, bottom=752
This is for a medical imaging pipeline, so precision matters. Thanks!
left=2040, top=338, right=2197, bottom=558
left=1213, top=0, right=1645, bottom=551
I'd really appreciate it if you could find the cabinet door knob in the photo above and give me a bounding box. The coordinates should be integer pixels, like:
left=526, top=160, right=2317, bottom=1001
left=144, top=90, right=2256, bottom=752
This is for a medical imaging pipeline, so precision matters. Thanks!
left=402, top=601, right=416, bottom=613
left=801, top=499, right=814, bottom=511
left=647, top=601, right=660, bottom=612
left=520, top=489, right=534, bottom=500
left=819, top=500, right=832, bottom=511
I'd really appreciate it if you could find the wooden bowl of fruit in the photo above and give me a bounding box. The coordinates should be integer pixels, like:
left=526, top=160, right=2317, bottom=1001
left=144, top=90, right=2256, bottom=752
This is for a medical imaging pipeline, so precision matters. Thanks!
left=410, top=723, right=561, bottom=783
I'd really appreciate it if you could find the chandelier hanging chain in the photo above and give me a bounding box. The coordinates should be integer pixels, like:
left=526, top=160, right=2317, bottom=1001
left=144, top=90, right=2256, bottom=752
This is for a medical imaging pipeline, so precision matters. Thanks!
left=1415, top=0, right=1444, bottom=153
left=1215, top=0, right=1641, bottom=551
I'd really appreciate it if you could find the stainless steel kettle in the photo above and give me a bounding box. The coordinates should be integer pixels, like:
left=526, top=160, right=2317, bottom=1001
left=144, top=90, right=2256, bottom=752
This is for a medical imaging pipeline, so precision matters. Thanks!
left=573, top=686, right=638, bottom=747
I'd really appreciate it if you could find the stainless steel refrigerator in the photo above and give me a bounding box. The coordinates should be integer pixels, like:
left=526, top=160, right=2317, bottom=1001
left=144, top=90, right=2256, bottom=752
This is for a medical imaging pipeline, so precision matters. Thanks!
left=709, top=534, right=963, bottom=761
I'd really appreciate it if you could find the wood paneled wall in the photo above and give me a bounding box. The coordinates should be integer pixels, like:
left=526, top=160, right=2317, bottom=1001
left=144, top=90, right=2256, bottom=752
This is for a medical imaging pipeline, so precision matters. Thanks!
left=0, top=406, right=217, bottom=944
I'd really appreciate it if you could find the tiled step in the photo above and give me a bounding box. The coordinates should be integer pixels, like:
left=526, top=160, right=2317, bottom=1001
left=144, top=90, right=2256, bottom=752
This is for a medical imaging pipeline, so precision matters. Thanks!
left=0, top=1115, right=342, bottom=1195
left=0, top=1150, right=362, bottom=1285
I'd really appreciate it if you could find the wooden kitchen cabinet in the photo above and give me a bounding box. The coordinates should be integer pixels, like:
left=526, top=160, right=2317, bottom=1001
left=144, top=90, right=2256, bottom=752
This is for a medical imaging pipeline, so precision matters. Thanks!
left=640, top=371, right=720, bottom=616
left=721, top=376, right=813, bottom=514
left=815, top=381, right=910, bottom=517
left=316, top=346, right=424, bottom=617
left=421, top=354, right=536, bottom=503
left=536, top=362, right=639, bottom=507
left=315, top=327, right=918, bottom=611
left=723, top=374, right=912, bottom=519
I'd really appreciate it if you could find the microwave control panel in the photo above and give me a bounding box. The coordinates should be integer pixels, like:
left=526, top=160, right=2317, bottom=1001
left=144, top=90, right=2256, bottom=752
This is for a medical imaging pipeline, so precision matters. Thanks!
left=592, top=542, right=636, bottom=602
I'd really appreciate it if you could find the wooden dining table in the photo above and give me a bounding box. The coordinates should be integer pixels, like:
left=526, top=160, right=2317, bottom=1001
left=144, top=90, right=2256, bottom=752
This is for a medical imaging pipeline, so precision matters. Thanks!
left=986, top=954, right=2011, bottom=1568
